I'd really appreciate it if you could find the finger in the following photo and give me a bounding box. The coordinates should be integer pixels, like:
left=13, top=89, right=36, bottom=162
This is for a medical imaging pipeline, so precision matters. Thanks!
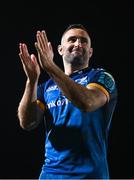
left=36, top=31, right=45, bottom=51
left=19, top=43, right=23, bottom=54
left=19, top=53, right=28, bottom=73
left=19, top=43, right=25, bottom=59
left=19, top=52, right=29, bottom=69
left=35, top=42, right=44, bottom=68
left=19, top=44, right=26, bottom=64
left=19, top=53, right=24, bottom=64
left=19, top=43, right=30, bottom=61
left=42, top=30, right=49, bottom=50
left=36, top=30, right=48, bottom=52
left=19, top=43, right=33, bottom=70
left=22, top=43, right=30, bottom=59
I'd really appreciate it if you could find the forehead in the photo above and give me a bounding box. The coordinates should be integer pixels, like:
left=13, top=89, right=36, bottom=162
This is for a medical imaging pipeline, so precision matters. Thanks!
left=61, top=28, right=91, bottom=43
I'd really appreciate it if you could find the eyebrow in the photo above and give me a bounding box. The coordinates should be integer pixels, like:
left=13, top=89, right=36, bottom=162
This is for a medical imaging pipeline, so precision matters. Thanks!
left=67, top=36, right=88, bottom=42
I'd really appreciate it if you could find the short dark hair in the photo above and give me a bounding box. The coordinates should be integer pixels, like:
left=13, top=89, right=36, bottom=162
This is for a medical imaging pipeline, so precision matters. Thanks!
left=63, top=24, right=88, bottom=33
left=61, top=24, right=89, bottom=40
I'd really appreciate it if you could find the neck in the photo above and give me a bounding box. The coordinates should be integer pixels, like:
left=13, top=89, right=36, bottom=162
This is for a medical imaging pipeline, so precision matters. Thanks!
left=63, top=62, right=89, bottom=75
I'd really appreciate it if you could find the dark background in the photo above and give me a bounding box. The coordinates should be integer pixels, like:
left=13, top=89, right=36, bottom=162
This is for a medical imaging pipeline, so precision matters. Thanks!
left=0, top=1, right=133, bottom=179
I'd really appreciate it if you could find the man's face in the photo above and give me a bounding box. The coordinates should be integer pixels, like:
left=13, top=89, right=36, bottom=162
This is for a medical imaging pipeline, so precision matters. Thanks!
left=58, top=28, right=93, bottom=67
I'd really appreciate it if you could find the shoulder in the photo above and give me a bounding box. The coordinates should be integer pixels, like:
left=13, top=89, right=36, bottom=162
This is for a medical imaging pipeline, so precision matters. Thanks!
left=90, top=67, right=117, bottom=94
left=91, top=67, right=115, bottom=81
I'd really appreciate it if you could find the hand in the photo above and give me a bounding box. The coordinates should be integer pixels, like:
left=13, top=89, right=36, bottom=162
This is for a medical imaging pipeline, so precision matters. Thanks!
left=19, top=43, right=40, bottom=83
left=35, top=30, right=54, bottom=70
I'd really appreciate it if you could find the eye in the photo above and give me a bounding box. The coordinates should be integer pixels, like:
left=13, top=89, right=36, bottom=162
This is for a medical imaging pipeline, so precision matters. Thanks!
left=67, top=36, right=88, bottom=44
left=68, top=37, right=77, bottom=43
left=80, top=37, right=88, bottom=43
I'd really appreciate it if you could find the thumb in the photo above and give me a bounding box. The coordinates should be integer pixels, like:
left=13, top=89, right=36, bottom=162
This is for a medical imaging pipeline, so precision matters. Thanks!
left=35, top=42, right=41, bottom=54
left=31, top=54, right=38, bottom=65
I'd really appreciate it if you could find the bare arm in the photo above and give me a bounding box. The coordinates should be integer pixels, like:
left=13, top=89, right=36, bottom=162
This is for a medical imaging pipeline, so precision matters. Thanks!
left=35, top=31, right=108, bottom=112
left=18, top=80, right=44, bottom=130
left=18, top=43, right=44, bottom=130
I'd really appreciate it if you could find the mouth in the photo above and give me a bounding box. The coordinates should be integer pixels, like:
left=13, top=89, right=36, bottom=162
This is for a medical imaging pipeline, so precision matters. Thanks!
left=72, top=49, right=83, bottom=55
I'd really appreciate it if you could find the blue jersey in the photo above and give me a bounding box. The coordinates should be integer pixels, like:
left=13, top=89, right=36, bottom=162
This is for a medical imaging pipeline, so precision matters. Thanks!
left=37, top=67, right=117, bottom=179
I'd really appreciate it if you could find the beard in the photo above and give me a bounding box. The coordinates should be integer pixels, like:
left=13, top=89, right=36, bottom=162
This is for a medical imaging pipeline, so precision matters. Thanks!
left=70, top=55, right=84, bottom=67
left=64, top=50, right=88, bottom=68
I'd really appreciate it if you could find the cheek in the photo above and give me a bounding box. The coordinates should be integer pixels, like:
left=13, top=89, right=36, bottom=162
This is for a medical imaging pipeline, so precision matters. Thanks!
left=83, top=49, right=91, bottom=59
left=63, top=46, right=71, bottom=54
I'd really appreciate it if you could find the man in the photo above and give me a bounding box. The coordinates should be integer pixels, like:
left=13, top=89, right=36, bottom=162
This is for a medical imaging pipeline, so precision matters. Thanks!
left=18, top=24, right=117, bottom=179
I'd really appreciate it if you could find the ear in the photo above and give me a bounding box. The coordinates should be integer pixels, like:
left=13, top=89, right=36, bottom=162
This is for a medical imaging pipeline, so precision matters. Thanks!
left=89, top=47, right=93, bottom=58
left=57, top=45, right=63, bottom=56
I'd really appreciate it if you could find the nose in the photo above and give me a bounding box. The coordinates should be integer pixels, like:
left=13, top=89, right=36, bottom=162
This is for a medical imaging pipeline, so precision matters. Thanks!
left=74, top=39, right=82, bottom=47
